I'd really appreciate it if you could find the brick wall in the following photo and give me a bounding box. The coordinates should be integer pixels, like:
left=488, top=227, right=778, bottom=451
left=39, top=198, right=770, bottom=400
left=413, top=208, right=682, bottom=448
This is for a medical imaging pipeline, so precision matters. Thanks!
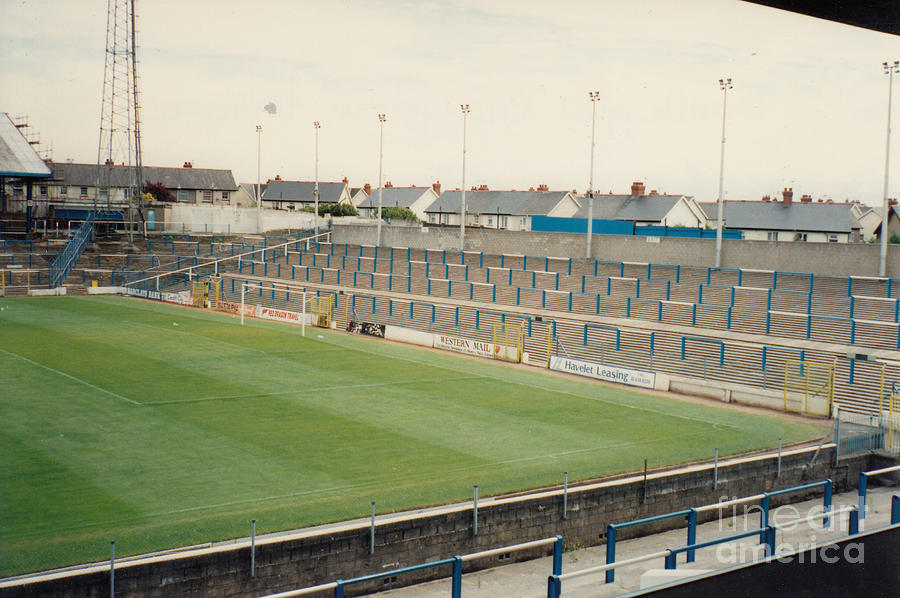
left=332, top=224, right=900, bottom=278
left=1, top=447, right=878, bottom=598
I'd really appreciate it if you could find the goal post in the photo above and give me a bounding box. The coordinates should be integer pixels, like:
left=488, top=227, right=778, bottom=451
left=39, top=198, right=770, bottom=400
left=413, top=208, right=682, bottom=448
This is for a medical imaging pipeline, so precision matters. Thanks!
left=238, top=280, right=310, bottom=336
left=783, top=359, right=835, bottom=416
left=492, top=322, right=524, bottom=363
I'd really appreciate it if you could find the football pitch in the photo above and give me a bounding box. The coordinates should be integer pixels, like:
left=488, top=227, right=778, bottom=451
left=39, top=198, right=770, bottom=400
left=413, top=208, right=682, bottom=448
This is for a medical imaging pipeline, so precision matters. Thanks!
left=0, top=296, right=823, bottom=576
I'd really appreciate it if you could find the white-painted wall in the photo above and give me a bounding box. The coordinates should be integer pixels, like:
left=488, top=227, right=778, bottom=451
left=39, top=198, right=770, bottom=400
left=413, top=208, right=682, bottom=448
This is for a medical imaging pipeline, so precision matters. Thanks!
left=161, top=204, right=323, bottom=234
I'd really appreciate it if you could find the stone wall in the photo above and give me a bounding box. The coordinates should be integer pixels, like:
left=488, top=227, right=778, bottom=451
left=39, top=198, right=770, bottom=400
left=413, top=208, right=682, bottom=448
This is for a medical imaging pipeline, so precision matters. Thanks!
left=332, top=224, right=900, bottom=278
left=1, top=447, right=879, bottom=598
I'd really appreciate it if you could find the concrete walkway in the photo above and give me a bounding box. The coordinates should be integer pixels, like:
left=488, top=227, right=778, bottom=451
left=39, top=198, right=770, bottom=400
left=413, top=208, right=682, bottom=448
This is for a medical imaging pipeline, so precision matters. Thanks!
left=370, top=487, right=898, bottom=598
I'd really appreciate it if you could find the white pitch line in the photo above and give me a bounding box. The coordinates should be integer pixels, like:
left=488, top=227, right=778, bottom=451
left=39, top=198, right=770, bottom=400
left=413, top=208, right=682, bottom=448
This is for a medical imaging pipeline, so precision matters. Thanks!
left=0, top=348, right=142, bottom=406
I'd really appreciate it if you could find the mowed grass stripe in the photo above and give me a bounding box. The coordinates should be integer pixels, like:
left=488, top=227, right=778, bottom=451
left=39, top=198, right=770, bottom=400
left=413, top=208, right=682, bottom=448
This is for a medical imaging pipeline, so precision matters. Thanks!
left=0, top=296, right=823, bottom=576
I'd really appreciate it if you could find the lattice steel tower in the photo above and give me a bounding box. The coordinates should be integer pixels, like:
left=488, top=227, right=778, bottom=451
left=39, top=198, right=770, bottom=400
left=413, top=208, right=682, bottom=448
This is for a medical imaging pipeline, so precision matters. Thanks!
left=96, top=0, right=143, bottom=240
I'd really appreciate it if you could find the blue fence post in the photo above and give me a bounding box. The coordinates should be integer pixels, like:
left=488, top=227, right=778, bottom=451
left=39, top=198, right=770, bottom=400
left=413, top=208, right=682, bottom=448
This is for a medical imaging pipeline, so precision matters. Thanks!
left=451, top=557, right=463, bottom=598
left=859, top=473, right=868, bottom=520
left=334, top=581, right=344, bottom=598
left=760, top=494, right=770, bottom=543
left=664, top=552, right=676, bottom=570
left=892, top=495, right=900, bottom=524
left=849, top=508, right=860, bottom=535
left=552, top=535, right=563, bottom=575
left=687, top=509, right=697, bottom=563
left=605, top=524, right=616, bottom=583
left=764, top=526, right=776, bottom=556
left=547, top=576, right=561, bottom=598
left=824, top=479, right=833, bottom=527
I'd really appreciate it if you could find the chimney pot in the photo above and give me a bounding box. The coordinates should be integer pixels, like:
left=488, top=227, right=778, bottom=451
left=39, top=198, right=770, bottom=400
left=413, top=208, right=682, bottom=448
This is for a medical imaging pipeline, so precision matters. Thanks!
left=183, top=161, right=192, bottom=168
left=800, top=194, right=812, bottom=203
left=385, top=181, right=393, bottom=188
left=782, top=187, right=793, bottom=205
left=342, top=176, right=348, bottom=184
left=432, top=181, right=441, bottom=195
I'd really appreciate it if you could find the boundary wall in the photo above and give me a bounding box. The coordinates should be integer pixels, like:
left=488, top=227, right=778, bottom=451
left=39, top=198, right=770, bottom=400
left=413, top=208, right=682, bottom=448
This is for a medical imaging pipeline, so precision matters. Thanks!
left=332, top=224, right=900, bottom=279
left=0, top=447, right=875, bottom=598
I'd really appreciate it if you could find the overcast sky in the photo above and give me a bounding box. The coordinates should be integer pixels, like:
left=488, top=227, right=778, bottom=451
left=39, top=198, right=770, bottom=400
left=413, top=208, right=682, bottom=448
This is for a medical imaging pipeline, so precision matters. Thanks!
left=1, top=0, right=897, bottom=205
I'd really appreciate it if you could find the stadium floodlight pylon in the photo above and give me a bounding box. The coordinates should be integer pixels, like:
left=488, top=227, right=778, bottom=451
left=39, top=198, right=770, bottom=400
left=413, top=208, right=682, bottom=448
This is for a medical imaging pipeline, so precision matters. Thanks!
left=239, top=280, right=310, bottom=336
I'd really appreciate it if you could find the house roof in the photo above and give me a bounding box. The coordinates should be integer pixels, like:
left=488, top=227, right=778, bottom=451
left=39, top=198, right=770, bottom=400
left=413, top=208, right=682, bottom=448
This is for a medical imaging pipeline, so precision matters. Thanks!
left=573, top=194, right=685, bottom=221
left=358, top=187, right=434, bottom=209
left=0, top=113, right=52, bottom=178
left=48, top=161, right=238, bottom=190
left=700, top=201, right=861, bottom=233
left=424, top=190, right=574, bottom=216
left=261, top=180, right=346, bottom=203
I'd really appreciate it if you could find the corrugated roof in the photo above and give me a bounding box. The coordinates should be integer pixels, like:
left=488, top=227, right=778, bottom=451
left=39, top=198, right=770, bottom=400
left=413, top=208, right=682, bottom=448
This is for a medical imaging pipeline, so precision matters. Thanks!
left=261, top=180, right=346, bottom=203
left=48, top=162, right=237, bottom=190
left=358, top=187, right=434, bottom=208
left=702, top=201, right=861, bottom=233
left=0, top=113, right=52, bottom=178
left=424, top=190, right=572, bottom=216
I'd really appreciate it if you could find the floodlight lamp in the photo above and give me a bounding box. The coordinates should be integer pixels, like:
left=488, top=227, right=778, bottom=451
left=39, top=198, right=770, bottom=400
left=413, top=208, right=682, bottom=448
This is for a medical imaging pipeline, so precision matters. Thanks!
left=256, top=125, right=262, bottom=132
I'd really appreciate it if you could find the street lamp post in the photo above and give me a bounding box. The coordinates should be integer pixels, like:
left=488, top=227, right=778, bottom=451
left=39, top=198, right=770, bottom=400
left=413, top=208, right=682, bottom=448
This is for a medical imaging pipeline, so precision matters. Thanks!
left=313, top=121, right=321, bottom=238
left=460, top=104, right=470, bottom=252
left=256, top=124, right=262, bottom=233
left=586, top=91, right=599, bottom=259
left=880, top=61, right=899, bottom=278
left=377, top=113, right=386, bottom=247
left=715, top=78, right=733, bottom=269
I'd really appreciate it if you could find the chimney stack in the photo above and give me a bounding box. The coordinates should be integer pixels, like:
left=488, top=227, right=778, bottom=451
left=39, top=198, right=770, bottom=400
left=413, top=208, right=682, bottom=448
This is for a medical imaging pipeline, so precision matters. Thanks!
left=537, top=183, right=549, bottom=192
left=183, top=161, right=193, bottom=168
left=761, top=195, right=771, bottom=202
left=631, top=181, right=646, bottom=197
left=363, top=183, right=371, bottom=195
left=274, top=174, right=282, bottom=181
left=479, top=184, right=489, bottom=191
left=782, top=187, right=793, bottom=205
left=342, top=176, right=348, bottom=184
left=433, top=181, right=441, bottom=195
left=385, top=181, right=393, bottom=188
left=800, top=194, right=812, bottom=203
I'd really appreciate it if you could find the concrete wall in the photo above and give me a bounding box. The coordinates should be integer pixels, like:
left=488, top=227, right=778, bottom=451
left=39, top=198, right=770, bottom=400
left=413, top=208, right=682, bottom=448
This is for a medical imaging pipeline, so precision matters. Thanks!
left=161, top=205, right=324, bottom=235
left=332, top=224, right=900, bottom=278
left=1, top=447, right=876, bottom=598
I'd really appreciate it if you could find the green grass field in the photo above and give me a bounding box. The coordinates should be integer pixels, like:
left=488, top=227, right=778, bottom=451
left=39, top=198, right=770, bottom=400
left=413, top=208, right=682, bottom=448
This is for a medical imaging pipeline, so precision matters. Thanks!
left=0, top=296, right=823, bottom=576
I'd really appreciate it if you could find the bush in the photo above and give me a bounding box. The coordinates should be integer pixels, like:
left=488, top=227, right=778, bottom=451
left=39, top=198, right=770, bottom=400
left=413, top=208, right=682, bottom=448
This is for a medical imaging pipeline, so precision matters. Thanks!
left=143, top=181, right=175, bottom=203
left=380, top=206, right=419, bottom=222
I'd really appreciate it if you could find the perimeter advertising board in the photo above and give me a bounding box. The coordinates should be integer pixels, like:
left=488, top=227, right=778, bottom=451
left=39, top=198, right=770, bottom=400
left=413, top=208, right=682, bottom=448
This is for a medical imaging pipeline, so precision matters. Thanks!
left=549, top=355, right=663, bottom=390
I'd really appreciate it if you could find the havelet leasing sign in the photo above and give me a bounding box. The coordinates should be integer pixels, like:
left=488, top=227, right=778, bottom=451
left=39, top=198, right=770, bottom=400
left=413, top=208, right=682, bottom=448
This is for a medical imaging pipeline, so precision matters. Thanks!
left=549, top=356, right=665, bottom=390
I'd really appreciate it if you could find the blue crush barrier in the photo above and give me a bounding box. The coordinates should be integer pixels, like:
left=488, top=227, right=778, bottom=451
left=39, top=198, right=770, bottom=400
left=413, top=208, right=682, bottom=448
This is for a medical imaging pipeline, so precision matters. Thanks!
left=859, top=464, right=900, bottom=520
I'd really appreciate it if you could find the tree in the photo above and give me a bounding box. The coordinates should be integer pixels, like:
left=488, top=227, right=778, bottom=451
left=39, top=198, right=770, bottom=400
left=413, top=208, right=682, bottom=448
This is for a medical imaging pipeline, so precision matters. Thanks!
left=381, top=206, right=418, bottom=222
left=143, top=181, right=175, bottom=203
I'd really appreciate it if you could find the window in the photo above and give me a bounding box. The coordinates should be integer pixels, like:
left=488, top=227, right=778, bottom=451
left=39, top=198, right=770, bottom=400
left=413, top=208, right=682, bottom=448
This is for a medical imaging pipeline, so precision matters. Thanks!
left=486, top=215, right=494, bottom=227
left=221, top=191, right=229, bottom=201
left=520, top=217, right=527, bottom=228
left=441, top=213, right=449, bottom=225
left=80, top=186, right=88, bottom=197
left=500, top=215, right=509, bottom=229
left=202, top=190, right=213, bottom=203
left=828, top=234, right=839, bottom=243
left=39, top=185, right=48, bottom=197
left=794, top=232, right=808, bottom=242
left=12, top=184, right=23, bottom=196
left=767, top=232, right=777, bottom=241
left=472, top=214, right=479, bottom=225
left=429, top=213, right=436, bottom=223
left=99, top=188, right=108, bottom=199
left=177, top=190, right=189, bottom=202
left=59, top=186, right=68, bottom=196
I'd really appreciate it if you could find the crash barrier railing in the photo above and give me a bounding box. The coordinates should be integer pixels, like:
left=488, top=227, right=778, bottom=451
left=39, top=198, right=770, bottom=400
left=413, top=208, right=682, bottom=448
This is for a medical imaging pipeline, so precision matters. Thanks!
left=858, top=464, right=900, bottom=520
left=259, top=536, right=562, bottom=598
left=605, top=479, right=832, bottom=583
left=551, top=504, right=856, bottom=598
